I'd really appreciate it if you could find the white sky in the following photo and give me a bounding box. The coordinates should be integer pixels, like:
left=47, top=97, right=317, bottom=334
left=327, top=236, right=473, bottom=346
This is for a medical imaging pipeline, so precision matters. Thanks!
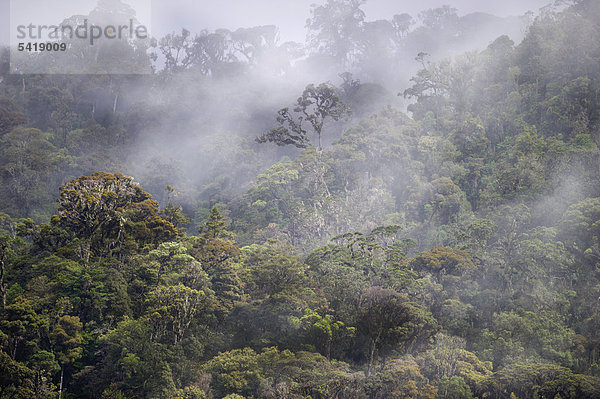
left=150, top=0, right=552, bottom=42
left=1, top=0, right=552, bottom=45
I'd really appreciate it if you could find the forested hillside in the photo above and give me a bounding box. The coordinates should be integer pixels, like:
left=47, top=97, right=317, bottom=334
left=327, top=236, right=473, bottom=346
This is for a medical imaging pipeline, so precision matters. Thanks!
left=1, top=0, right=600, bottom=398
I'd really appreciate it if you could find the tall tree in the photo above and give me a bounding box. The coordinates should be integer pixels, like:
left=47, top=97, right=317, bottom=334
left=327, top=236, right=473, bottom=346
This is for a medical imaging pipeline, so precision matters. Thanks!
left=199, top=206, right=230, bottom=239
left=306, top=0, right=366, bottom=66
left=358, top=287, right=437, bottom=376
left=257, top=83, right=350, bottom=151
left=0, top=235, right=8, bottom=309
left=146, top=283, right=214, bottom=345
left=0, top=98, right=27, bottom=137
left=54, top=172, right=176, bottom=260
left=50, top=315, right=82, bottom=399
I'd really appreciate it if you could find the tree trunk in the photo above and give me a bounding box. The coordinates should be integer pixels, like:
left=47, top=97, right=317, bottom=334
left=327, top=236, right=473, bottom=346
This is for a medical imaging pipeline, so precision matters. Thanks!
left=380, top=353, right=387, bottom=372
left=113, top=93, right=119, bottom=114
left=78, top=241, right=91, bottom=263
left=0, top=246, right=6, bottom=309
left=11, top=338, right=17, bottom=359
left=318, top=131, right=322, bottom=152
left=34, top=370, right=41, bottom=399
left=61, top=127, right=68, bottom=148
left=0, top=280, right=5, bottom=310
left=367, top=338, right=377, bottom=377
left=59, top=365, right=64, bottom=398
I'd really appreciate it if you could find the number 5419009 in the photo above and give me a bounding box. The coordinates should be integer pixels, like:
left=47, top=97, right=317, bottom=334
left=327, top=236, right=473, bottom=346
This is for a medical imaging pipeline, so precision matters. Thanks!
left=18, top=42, right=67, bottom=51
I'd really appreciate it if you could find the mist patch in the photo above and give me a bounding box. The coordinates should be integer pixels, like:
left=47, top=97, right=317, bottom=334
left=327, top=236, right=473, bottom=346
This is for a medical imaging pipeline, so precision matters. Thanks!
left=9, top=0, right=152, bottom=74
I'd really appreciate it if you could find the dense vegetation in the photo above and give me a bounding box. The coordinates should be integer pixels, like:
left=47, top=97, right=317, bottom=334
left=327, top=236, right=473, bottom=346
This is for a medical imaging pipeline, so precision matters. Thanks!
left=1, top=0, right=600, bottom=397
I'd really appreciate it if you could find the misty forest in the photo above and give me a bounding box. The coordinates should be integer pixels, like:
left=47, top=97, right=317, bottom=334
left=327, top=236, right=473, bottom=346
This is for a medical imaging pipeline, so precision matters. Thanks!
left=2, top=0, right=600, bottom=398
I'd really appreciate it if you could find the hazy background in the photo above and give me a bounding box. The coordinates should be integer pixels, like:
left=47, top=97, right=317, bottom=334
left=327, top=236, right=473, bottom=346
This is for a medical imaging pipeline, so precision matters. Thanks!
left=1, top=0, right=552, bottom=46
left=151, top=0, right=551, bottom=42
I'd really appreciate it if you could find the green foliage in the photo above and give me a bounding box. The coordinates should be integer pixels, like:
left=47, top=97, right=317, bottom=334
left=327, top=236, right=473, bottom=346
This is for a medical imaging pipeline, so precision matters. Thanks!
left=478, top=363, right=600, bottom=399
left=411, top=247, right=476, bottom=277
left=559, top=197, right=600, bottom=262
left=0, top=350, right=35, bottom=398
left=0, top=127, right=61, bottom=217
left=437, top=376, right=473, bottom=399
left=54, top=172, right=176, bottom=261
left=203, top=346, right=355, bottom=398
left=50, top=315, right=83, bottom=366
left=146, top=283, right=214, bottom=345
left=241, top=244, right=308, bottom=301
left=363, top=357, right=437, bottom=398
left=1, top=296, right=46, bottom=361
left=199, top=206, right=230, bottom=239
left=300, top=307, right=355, bottom=359
left=358, top=287, right=438, bottom=376
left=0, top=98, right=27, bottom=137
left=161, top=200, right=190, bottom=231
